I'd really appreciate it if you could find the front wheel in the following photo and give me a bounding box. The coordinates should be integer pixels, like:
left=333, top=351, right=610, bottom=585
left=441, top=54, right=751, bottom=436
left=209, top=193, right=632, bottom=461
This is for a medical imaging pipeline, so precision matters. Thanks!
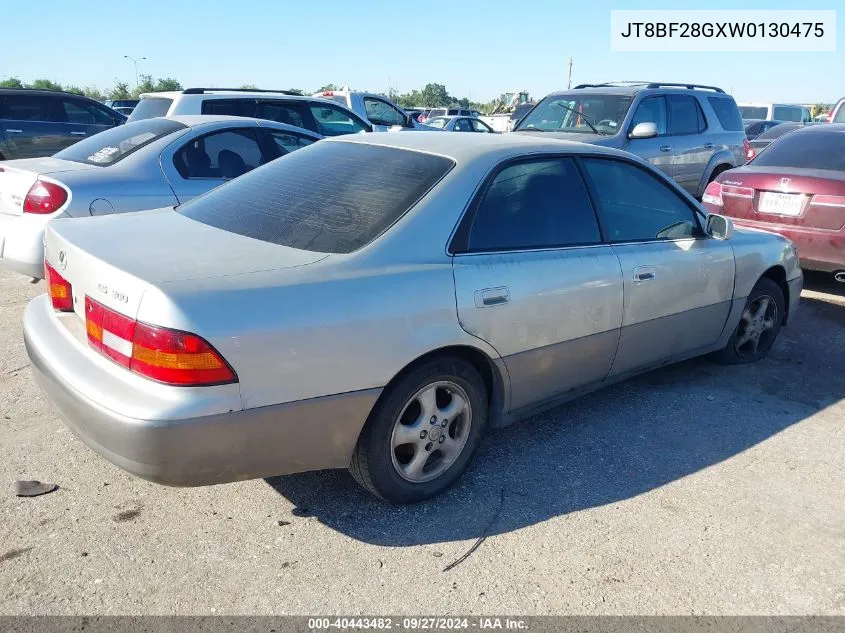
left=715, top=277, right=784, bottom=364
left=349, top=356, right=488, bottom=504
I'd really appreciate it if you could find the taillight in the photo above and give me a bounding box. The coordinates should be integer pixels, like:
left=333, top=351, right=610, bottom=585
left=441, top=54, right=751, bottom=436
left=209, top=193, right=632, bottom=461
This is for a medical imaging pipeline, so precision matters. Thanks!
left=322, top=91, right=334, bottom=96
left=44, top=262, right=73, bottom=311
left=85, top=296, right=237, bottom=386
left=743, top=138, right=756, bottom=161
left=23, top=180, right=68, bottom=214
left=702, top=181, right=723, bottom=207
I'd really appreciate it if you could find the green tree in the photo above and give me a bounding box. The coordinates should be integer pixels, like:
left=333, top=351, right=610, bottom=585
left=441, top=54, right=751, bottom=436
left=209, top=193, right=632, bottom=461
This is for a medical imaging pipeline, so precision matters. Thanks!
left=132, top=74, right=156, bottom=98
left=0, top=77, right=24, bottom=88
left=240, top=83, right=258, bottom=89
left=30, top=78, right=64, bottom=91
left=83, top=86, right=105, bottom=101
left=153, top=77, right=182, bottom=92
left=419, top=83, right=450, bottom=107
left=63, top=85, right=85, bottom=96
left=110, top=81, right=132, bottom=100
left=316, top=83, right=339, bottom=93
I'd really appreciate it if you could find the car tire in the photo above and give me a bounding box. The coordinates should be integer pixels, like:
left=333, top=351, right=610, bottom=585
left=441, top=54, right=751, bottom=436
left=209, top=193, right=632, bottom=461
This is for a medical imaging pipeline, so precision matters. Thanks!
left=715, top=277, right=784, bottom=365
left=349, top=355, right=488, bottom=504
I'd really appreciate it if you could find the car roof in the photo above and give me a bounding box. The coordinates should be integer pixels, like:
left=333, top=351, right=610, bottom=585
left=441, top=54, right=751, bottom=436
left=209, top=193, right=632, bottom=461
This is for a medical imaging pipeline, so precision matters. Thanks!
left=140, top=91, right=315, bottom=101
left=163, top=114, right=320, bottom=136
left=0, top=88, right=97, bottom=98
left=330, top=129, right=635, bottom=163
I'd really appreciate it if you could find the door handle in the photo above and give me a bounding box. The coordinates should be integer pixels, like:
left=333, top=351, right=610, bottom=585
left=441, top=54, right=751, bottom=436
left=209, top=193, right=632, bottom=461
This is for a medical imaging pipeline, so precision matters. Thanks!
left=633, top=267, right=656, bottom=282
left=659, top=145, right=672, bottom=152
left=70, top=131, right=87, bottom=136
left=6, top=129, right=22, bottom=133
left=704, top=143, right=714, bottom=149
left=474, top=287, right=510, bottom=307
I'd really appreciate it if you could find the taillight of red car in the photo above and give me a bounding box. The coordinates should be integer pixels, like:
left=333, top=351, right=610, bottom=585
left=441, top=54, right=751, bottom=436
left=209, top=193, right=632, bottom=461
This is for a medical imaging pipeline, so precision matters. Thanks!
left=23, top=180, right=68, bottom=214
left=743, top=138, right=756, bottom=161
left=702, top=181, right=723, bottom=207
left=44, top=261, right=74, bottom=312
left=85, top=296, right=237, bottom=386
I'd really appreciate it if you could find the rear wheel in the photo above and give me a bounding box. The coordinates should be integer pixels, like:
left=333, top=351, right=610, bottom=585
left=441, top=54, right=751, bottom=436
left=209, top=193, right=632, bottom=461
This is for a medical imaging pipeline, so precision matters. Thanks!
left=349, top=356, right=488, bottom=504
left=715, top=278, right=784, bottom=364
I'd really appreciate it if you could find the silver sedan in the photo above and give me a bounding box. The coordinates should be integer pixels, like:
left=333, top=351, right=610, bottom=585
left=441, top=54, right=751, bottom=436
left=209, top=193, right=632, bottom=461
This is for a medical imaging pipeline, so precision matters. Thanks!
left=0, top=115, right=321, bottom=278
left=426, top=115, right=495, bottom=133
left=25, top=133, right=802, bottom=504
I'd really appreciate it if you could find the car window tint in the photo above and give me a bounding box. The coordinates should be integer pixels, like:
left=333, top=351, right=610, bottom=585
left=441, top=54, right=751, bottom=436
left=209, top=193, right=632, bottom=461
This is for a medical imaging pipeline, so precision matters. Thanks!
left=61, top=98, right=114, bottom=125
left=1, top=95, right=51, bottom=121
left=667, top=95, right=702, bottom=135
left=426, top=117, right=448, bottom=129
left=454, top=118, right=473, bottom=132
left=631, top=97, right=667, bottom=135
left=773, top=106, right=801, bottom=122
left=257, top=102, right=306, bottom=128
left=363, top=97, right=405, bottom=126
left=471, top=119, right=491, bottom=132
left=581, top=158, right=698, bottom=242
left=201, top=99, right=257, bottom=118
left=468, top=158, right=601, bottom=252
left=179, top=142, right=453, bottom=253
left=269, top=130, right=315, bottom=155
left=751, top=130, right=845, bottom=171
left=309, top=103, right=367, bottom=136
left=54, top=118, right=187, bottom=166
left=708, top=97, right=744, bottom=131
left=174, top=128, right=264, bottom=179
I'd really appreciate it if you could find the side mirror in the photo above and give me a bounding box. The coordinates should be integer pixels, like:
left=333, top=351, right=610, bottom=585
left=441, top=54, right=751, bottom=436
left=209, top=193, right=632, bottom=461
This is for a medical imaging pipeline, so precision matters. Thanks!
left=706, top=213, right=734, bottom=240
left=629, top=121, right=658, bottom=139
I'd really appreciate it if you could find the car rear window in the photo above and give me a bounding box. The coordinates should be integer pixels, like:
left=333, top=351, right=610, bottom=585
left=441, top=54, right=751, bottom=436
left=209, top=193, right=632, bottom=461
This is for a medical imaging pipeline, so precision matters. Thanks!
left=178, top=141, right=454, bottom=254
left=54, top=118, right=187, bottom=166
left=709, top=97, right=744, bottom=131
left=127, top=97, right=174, bottom=122
left=738, top=106, right=768, bottom=120
left=752, top=129, right=845, bottom=171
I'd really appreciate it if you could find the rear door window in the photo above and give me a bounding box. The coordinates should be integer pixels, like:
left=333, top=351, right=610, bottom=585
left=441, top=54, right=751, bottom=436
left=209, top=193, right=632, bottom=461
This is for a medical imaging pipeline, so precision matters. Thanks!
left=709, top=97, right=744, bottom=131
left=178, top=141, right=454, bottom=253
left=256, top=101, right=308, bottom=128
left=174, top=128, right=265, bottom=179
left=667, top=95, right=704, bottom=135
left=1, top=95, right=52, bottom=121
left=127, top=97, right=174, bottom=122
left=59, top=98, right=115, bottom=125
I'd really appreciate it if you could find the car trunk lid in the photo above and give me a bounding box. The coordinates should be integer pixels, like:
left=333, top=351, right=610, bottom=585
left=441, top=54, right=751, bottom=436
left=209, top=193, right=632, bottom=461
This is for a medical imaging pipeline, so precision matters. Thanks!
left=0, top=159, right=95, bottom=216
left=720, top=167, right=845, bottom=231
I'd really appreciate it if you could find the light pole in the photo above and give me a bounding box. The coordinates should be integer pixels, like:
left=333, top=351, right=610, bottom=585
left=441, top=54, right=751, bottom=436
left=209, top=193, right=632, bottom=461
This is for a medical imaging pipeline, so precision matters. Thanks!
left=567, top=57, right=573, bottom=89
left=123, top=55, right=146, bottom=88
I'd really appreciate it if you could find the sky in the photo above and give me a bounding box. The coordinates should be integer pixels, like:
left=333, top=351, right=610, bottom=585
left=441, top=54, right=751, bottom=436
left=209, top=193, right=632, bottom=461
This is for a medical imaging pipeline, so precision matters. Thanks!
left=1, top=0, right=842, bottom=104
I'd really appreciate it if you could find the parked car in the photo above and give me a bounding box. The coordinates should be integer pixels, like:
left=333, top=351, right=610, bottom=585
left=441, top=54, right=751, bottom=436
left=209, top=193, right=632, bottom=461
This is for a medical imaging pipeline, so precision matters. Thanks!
left=744, top=119, right=784, bottom=140
left=514, top=82, right=750, bottom=198
left=112, top=107, right=134, bottom=117
left=507, top=102, right=537, bottom=131
left=703, top=124, right=845, bottom=280
left=738, top=103, right=811, bottom=123
left=311, top=88, right=431, bottom=131
left=25, top=133, right=801, bottom=504
left=747, top=122, right=804, bottom=155
left=829, top=97, right=845, bottom=123
left=425, top=116, right=494, bottom=132
left=419, top=107, right=475, bottom=123
left=128, top=88, right=372, bottom=136
left=404, top=108, right=424, bottom=121
left=103, top=99, right=140, bottom=112
left=0, top=115, right=320, bottom=278
left=0, top=88, right=125, bottom=160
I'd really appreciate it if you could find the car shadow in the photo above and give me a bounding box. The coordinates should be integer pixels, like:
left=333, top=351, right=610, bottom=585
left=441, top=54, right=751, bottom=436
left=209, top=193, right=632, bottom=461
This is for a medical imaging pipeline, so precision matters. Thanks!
left=266, top=292, right=844, bottom=547
left=803, top=270, right=845, bottom=299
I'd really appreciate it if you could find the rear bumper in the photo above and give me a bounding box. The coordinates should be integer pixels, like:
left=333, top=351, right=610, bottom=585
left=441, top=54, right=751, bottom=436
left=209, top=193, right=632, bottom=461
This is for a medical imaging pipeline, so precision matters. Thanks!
left=24, top=296, right=380, bottom=486
left=0, top=213, right=47, bottom=278
left=732, top=219, right=845, bottom=272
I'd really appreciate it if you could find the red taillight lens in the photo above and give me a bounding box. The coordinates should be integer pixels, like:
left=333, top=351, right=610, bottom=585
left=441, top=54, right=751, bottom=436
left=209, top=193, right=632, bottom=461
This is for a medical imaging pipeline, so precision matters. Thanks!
left=23, top=180, right=68, bottom=214
left=85, top=296, right=237, bottom=386
left=45, top=262, right=73, bottom=311
left=743, top=138, right=756, bottom=161
left=322, top=91, right=334, bottom=96
left=702, top=181, right=723, bottom=207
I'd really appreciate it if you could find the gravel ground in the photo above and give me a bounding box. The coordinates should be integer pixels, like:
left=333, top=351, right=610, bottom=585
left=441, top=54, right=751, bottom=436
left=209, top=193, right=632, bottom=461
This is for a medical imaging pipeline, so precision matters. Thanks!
left=0, top=265, right=843, bottom=615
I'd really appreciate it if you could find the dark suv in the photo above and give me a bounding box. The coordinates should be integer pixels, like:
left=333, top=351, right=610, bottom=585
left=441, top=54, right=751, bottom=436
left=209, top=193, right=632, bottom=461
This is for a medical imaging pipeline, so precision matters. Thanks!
left=0, top=89, right=124, bottom=160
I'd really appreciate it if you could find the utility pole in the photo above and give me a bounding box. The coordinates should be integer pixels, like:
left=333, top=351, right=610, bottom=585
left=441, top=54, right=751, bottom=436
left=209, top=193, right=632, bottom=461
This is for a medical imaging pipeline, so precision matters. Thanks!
left=123, top=55, right=146, bottom=88
left=567, top=57, right=573, bottom=89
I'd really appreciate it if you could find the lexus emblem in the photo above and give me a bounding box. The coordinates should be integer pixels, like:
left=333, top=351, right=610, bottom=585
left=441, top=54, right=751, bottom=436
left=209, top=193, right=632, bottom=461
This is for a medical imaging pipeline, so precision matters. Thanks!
left=777, top=178, right=791, bottom=192
left=57, top=250, right=67, bottom=271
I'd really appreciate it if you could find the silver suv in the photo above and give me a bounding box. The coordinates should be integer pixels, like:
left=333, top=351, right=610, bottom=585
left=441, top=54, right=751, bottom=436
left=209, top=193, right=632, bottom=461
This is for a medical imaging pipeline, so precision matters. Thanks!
left=514, top=82, right=749, bottom=198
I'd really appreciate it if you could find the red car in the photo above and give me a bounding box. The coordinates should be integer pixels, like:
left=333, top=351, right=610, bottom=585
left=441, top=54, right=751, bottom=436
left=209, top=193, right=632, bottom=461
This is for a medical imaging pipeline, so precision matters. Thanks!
left=702, top=124, right=845, bottom=282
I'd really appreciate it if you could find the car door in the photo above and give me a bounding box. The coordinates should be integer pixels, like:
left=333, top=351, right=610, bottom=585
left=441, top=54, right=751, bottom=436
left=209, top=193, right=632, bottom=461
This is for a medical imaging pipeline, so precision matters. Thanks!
left=163, top=125, right=270, bottom=204
left=451, top=157, right=623, bottom=412
left=666, top=94, right=710, bottom=195
left=0, top=94, right=66, bottom=159
left=625, top=96, right=674, bottom=180
left=56, top=97, right=118, bottom=148
left=579, top=156, right=735, bottom=376
left=363, top=96, right=408, bottom=131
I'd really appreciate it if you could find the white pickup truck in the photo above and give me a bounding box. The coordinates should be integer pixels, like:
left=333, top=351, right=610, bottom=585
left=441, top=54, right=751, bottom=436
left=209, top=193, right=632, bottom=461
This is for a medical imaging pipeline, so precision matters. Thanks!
left=312, top=88, right=436, bottom=131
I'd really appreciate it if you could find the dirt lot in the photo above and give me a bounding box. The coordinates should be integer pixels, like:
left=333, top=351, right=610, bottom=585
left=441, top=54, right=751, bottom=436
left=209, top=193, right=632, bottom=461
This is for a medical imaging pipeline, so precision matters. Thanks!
left=0, top=266, right=843, bottom=615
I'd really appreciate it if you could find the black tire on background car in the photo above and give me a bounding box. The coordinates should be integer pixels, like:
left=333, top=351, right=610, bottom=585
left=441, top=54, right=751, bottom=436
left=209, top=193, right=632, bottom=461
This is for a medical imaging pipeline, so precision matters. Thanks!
left=349, top=355, right=488, bottom=504
left=715, top=277, right=785, bottom=364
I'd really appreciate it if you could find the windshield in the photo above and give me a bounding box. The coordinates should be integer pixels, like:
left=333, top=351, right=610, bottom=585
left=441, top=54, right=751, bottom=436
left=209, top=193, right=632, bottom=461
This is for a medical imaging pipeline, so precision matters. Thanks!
left=833, top=106, right=845, bottom=123
left=426, top=117, right=449, bottom=129
left=127, top=97, right=174, bottom=122
left=54, top=118, right=187, bottom=166
left=739, top=106, right=768, bottom=120
left=179, top=141, right=454, bottom=254
left=516, top=94, right=633, bottom=134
